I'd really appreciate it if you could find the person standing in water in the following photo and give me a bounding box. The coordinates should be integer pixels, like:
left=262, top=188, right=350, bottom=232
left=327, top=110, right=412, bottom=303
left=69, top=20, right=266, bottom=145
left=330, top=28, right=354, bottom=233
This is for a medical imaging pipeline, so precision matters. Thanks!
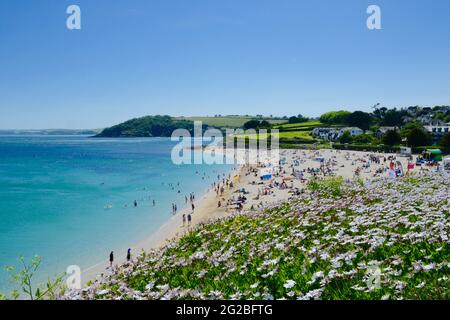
left=109, top=251, right=114, bottom=268
left=127, top=248, right=131, bottom=262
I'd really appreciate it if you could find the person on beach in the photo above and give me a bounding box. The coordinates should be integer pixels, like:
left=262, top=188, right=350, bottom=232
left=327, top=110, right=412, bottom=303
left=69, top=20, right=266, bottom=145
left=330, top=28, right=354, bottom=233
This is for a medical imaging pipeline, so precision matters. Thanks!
left=191, top=203, right=195, bottom=211
left=187, top=214, right=192, bottom=226
left=109, top=251, right=114, bottom=268
left=127, top=248, right=131, bottom=262
left=182, top=214, right=186, bottom=226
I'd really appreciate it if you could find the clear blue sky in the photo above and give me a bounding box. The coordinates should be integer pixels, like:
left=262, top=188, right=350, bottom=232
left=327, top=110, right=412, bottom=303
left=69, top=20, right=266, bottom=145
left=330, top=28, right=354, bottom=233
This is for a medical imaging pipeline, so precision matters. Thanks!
left=1, top=0, right=449, bottom=129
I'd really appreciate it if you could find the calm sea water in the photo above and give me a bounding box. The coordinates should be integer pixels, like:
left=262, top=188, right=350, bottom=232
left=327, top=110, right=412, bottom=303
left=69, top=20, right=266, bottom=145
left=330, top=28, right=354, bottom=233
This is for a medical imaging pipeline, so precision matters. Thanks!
left=0, top=135, right=232, bottom=292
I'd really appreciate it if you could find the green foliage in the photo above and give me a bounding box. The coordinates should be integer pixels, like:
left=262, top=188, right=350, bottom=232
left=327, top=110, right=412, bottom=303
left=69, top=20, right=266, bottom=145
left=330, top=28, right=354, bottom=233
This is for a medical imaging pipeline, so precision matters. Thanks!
left=382, top=130, right=402, bottom=146
left=307, top=176, right=344, bottom=198
left=288, top=114, right=309, bottom=124
left=406, top=128, right=432, bottom=147
left=353, top=134, right=374, bottom=144
left=400, top=121, right=425, bottom=138
left=374, top=108, right=407, bottom=126
left=339, top=131, right=353, bottom=144
left=319, top=111, right=351, bottom=125
left=179, top=116, right=286, bottom=128
left=96, top=115, right=198, bottom=137
left=3, top=256, right=66, bottom=300
left=332, top=143, right=400, bottom=153
left=440, top=132, right=450, bottom=153
left=347, top=111, right=374, bottom=131
left=243, top=120, right=271, bottom=130
left=91, top=174, right=450, bottom=300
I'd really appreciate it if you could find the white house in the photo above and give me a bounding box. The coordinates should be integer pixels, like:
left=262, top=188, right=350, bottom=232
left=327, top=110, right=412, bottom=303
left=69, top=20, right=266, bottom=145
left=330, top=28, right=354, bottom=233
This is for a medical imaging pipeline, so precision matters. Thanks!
left=311, top=128, right=339, bottom=141
left=376, top=126, right=398, bottom=139
left=338, top=127, right=364, bottom=137
left=424, top=124, right=450, bottom=135
left=312, top=127, right=363, bottom=141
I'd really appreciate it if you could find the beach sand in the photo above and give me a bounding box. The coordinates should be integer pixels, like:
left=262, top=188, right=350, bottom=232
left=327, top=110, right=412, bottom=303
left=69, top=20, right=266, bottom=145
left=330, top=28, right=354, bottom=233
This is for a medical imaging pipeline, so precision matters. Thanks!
left=81, top=148, right=420, bottom=285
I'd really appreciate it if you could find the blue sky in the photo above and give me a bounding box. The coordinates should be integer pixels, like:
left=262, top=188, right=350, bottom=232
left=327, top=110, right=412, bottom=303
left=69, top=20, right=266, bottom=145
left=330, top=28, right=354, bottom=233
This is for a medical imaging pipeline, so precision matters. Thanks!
left=0, top=0, right=449, bottom=129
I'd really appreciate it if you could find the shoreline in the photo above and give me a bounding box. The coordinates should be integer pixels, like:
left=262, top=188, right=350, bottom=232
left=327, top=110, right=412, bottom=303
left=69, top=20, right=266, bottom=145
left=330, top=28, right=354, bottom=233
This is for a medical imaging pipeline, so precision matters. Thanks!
left=79, top=147, right=421, bottom=287
left=81, top=150, right=242, bottom=285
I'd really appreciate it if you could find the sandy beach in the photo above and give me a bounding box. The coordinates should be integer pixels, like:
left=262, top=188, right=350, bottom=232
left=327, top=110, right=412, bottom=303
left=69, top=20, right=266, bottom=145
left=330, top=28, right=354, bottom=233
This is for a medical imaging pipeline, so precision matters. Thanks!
left=81, top=147, right=425, bottom=286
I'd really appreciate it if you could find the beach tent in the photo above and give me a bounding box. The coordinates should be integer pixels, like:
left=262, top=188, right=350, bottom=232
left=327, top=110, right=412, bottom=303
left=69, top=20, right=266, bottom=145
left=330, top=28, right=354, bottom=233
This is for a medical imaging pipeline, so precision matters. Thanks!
left=259, top=168, right=273, bottom=180
left=423, top=149, right=443, bottom=162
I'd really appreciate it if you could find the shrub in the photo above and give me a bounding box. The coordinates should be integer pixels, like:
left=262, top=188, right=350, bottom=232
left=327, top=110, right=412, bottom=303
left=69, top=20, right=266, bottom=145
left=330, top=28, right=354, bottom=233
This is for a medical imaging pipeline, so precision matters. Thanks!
left=307, top=176, right=344, bottom=198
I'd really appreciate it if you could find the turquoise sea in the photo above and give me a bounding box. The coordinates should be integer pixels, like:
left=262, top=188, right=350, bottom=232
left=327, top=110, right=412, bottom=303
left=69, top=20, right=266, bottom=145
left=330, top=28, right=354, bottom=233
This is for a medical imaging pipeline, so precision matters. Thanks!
left=0, top=135, right=232, bottom=292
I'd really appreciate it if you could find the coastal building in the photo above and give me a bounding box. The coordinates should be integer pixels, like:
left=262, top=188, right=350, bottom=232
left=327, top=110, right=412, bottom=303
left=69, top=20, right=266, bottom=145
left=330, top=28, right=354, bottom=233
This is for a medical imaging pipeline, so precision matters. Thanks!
left=311, top=128, right=340, bottom=141
left=424, top=124, right=450, bottom=142
left=376, top=126, right=399, bottom=139
left=312, top=127, right=363, bottom=141
left=338, top=127, right=364, bottom=137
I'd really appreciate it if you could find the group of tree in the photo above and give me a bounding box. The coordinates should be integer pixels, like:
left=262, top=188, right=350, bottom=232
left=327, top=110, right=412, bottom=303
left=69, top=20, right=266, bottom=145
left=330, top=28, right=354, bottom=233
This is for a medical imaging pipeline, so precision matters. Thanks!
left=375, top=123, right=433, bottom=147
left=441, top=132, right=450, bottom=152
left=288, top=114, right=309, bottom=124
left=320, top=110, right=374, bottom=131
left=320, top=105, right=450, bottom=130
left=319, top=111, right=352, bottom=126
left=319, top=106, right=450, bottom=149
left=95, top=115, right=199, bottom=137
left=243, top=119, right=271, bottom=130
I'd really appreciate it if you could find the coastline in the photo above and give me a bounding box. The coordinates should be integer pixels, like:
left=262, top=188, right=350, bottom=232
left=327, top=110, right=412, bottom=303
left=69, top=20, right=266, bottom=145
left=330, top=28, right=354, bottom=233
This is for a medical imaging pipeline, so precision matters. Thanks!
left=79, top=147, right=418, bottom=287
left=81, top=149, right=242, bottom=285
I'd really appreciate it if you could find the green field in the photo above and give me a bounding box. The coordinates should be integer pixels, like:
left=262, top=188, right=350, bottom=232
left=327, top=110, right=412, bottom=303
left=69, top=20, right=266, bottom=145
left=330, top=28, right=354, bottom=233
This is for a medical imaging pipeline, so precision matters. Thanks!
left=232, top=121, right=322, bottom=142
left=274, top=121, right=323, bottom=130
left=176, top=116, right=287, bottom=128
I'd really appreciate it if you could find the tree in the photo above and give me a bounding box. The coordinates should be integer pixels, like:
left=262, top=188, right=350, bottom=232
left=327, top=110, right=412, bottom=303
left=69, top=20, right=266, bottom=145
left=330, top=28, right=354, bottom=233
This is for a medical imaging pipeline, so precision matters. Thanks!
left=4, top=256, right=66, bottom=300
left=353, top=134, right=374, bottom=144
left=440, top=132, right=450, bottom=152
left=339, top=131, right=353, bottom=144
left=319, top=111, right=351, bottom=125
left=259, top=120, right=271, bottom=128
left=347, top=111, right=373, bottom=131
left=382, top=130, right=402, bottom=146
left=288, top=114, right=309, bottom=124
left=407, top=128, right=432, bottom=147
left=243, top=120, right=261, bottom=130
left=401, top=121, right=426, bottom=138
left=243, top=120, right=271, bottom=130
left=381, top=109, right=406, bottom=126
